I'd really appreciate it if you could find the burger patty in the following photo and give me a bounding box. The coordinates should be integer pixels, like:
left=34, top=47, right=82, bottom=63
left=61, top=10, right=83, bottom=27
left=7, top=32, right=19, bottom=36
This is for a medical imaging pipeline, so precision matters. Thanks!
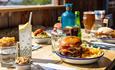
left=59, top=46, right=82, bottom=57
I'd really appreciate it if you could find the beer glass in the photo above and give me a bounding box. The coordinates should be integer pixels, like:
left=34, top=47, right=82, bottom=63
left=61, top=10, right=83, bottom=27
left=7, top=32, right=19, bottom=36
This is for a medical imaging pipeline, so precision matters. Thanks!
left=83, top=11, right=95, bottom=33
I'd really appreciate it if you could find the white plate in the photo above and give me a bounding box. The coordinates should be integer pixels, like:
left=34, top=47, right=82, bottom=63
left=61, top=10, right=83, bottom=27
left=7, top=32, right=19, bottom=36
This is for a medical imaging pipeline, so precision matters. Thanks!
left=55, top=52, right=104, bottom=64
left=90, top=31, right=115, bottom=44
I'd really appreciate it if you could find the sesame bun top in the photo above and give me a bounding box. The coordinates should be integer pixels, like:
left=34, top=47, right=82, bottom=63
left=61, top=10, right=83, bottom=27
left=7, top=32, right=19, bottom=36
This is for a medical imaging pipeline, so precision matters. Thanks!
left=60, top=36, right=81, bottom=48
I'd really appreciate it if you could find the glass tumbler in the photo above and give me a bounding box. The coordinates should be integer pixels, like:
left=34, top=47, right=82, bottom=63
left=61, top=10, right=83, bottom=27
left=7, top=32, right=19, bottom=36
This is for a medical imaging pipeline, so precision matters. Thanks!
left=0, top=44, right=17, bottom=67
left=51, top=35, right=64, bottom=53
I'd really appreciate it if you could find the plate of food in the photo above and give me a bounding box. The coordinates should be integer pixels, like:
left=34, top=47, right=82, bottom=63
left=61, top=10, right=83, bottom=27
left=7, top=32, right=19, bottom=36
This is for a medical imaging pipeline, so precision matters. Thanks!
left=0, top=37, right=17, bottom=54
left=93, top=27, right=115, bottom=43
left=53, top=36, right=104, bottom=64
left=32, top=28, right=51, bottom=44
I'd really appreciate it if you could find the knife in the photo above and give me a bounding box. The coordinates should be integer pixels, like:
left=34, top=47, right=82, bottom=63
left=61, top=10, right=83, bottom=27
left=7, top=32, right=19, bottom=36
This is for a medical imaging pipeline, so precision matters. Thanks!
left=91, top=42, right=115, bottom=48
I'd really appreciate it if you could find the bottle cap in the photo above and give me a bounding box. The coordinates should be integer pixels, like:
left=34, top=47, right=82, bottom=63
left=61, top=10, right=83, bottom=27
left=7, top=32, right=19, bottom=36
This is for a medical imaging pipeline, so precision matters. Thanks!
left=65, top=3, right=72, bottom=8
left=75, top=11, right=80, bottom=15
left=58, top=16, right=61, bottom=21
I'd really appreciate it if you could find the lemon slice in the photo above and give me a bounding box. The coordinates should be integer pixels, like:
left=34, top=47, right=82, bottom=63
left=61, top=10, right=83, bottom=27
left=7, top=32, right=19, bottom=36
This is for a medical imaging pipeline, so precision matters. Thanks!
left=19, top=22, right=31, bottom=31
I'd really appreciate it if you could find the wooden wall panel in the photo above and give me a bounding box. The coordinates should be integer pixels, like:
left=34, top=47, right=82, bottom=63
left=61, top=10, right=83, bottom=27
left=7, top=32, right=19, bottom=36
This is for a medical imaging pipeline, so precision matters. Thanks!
left=8, top=12, right=22, bottom=27
left=8, top=11, right=30, bottom=27
left=0, top=6, right=65, bottom=29
left=32, top=9, right=55, bottom=27
left=30, top=7, right=65, bottom=27
left=0, top=12, right=8, bottom=28
left=21, top=11, right=30, bottom=24
left=32, top=10, right=44, bottom=26
left=108, top=0, right=115, bottom=29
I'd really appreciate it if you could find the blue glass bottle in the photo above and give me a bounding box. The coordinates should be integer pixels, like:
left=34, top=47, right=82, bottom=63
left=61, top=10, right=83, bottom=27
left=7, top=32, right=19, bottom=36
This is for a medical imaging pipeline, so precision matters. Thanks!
left=61, top=3, right=75, bottom=29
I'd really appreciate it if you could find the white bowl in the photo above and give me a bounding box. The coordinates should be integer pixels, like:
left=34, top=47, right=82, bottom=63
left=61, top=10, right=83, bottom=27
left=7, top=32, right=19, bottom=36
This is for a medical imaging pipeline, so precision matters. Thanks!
left=16, top=64, right=31, bottom=70
left=32, top=31, right=51, bottom=44
left=99, top=38, right=115, bottom=44
left=55, top=52, right=104, bottom=64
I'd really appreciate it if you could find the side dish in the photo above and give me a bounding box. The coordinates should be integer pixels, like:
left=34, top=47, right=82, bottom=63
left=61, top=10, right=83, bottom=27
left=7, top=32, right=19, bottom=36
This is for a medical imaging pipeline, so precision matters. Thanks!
left=0, top=37, right=16, bottom=47
left=15, top=57, right=30, bottom=65
left=33, top=29, right=49, bottom=38
left=95, top=27, right=115, bottom=38
left=15, top=57, right=31, bottom=70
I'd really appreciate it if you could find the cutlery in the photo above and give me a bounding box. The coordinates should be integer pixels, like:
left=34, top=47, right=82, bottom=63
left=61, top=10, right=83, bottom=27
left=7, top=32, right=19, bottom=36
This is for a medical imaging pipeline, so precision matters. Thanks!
left=82, top=40, right=115, bottom=49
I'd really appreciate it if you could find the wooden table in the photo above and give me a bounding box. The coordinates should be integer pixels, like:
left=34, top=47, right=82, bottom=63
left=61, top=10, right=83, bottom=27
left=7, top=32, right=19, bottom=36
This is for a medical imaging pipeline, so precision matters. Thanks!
left=32, top=45, right=115, bottom=70
left=0, top=29, right=115, bottom=70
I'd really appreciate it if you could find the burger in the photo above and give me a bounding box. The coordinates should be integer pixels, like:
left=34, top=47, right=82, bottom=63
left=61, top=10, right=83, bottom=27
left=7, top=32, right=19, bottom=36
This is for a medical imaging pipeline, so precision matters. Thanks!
left=95, top=27, right=115, bottom=38
left=59, top=36, right=82, bottom=57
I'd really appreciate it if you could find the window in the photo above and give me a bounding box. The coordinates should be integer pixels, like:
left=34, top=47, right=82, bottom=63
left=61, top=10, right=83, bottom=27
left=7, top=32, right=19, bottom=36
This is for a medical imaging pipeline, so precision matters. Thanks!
left=0, top=0, right=52, bottom=5
left=0, top=0, right=64, bottom=5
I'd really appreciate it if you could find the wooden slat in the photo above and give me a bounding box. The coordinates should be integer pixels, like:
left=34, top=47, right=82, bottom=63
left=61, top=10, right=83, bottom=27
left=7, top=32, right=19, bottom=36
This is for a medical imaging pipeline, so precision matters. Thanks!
left=0, top=12, right=8, bottom=28
left=0, top=5, right=64, bottom=12
left=8, top=12, right=22, bottom=27
left=0, top=6, right=65, bottom=28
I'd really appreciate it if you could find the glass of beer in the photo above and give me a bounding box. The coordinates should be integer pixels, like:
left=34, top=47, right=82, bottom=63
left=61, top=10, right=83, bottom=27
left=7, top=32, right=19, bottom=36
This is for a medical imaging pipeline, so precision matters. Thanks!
left=83, top=11, right=95, bottom=33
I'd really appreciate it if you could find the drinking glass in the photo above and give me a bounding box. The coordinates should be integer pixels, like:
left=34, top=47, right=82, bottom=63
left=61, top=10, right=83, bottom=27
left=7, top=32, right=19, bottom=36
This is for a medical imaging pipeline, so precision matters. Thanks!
left=51, top=34, right=64, bottom=53
left=0, top=44, right=17, bottom=67
left=83, top=11, right=95, bottom=33
left=93, top=10, right=105, bottom=30
left=18, top=24, right=32, bottom=58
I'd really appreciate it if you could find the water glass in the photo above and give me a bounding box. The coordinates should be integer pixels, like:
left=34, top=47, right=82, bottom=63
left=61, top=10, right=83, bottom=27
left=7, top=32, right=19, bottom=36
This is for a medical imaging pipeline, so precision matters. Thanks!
left=0, top=44, right=17, bottom=67
left=51, top=35, right=64, bottom=53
